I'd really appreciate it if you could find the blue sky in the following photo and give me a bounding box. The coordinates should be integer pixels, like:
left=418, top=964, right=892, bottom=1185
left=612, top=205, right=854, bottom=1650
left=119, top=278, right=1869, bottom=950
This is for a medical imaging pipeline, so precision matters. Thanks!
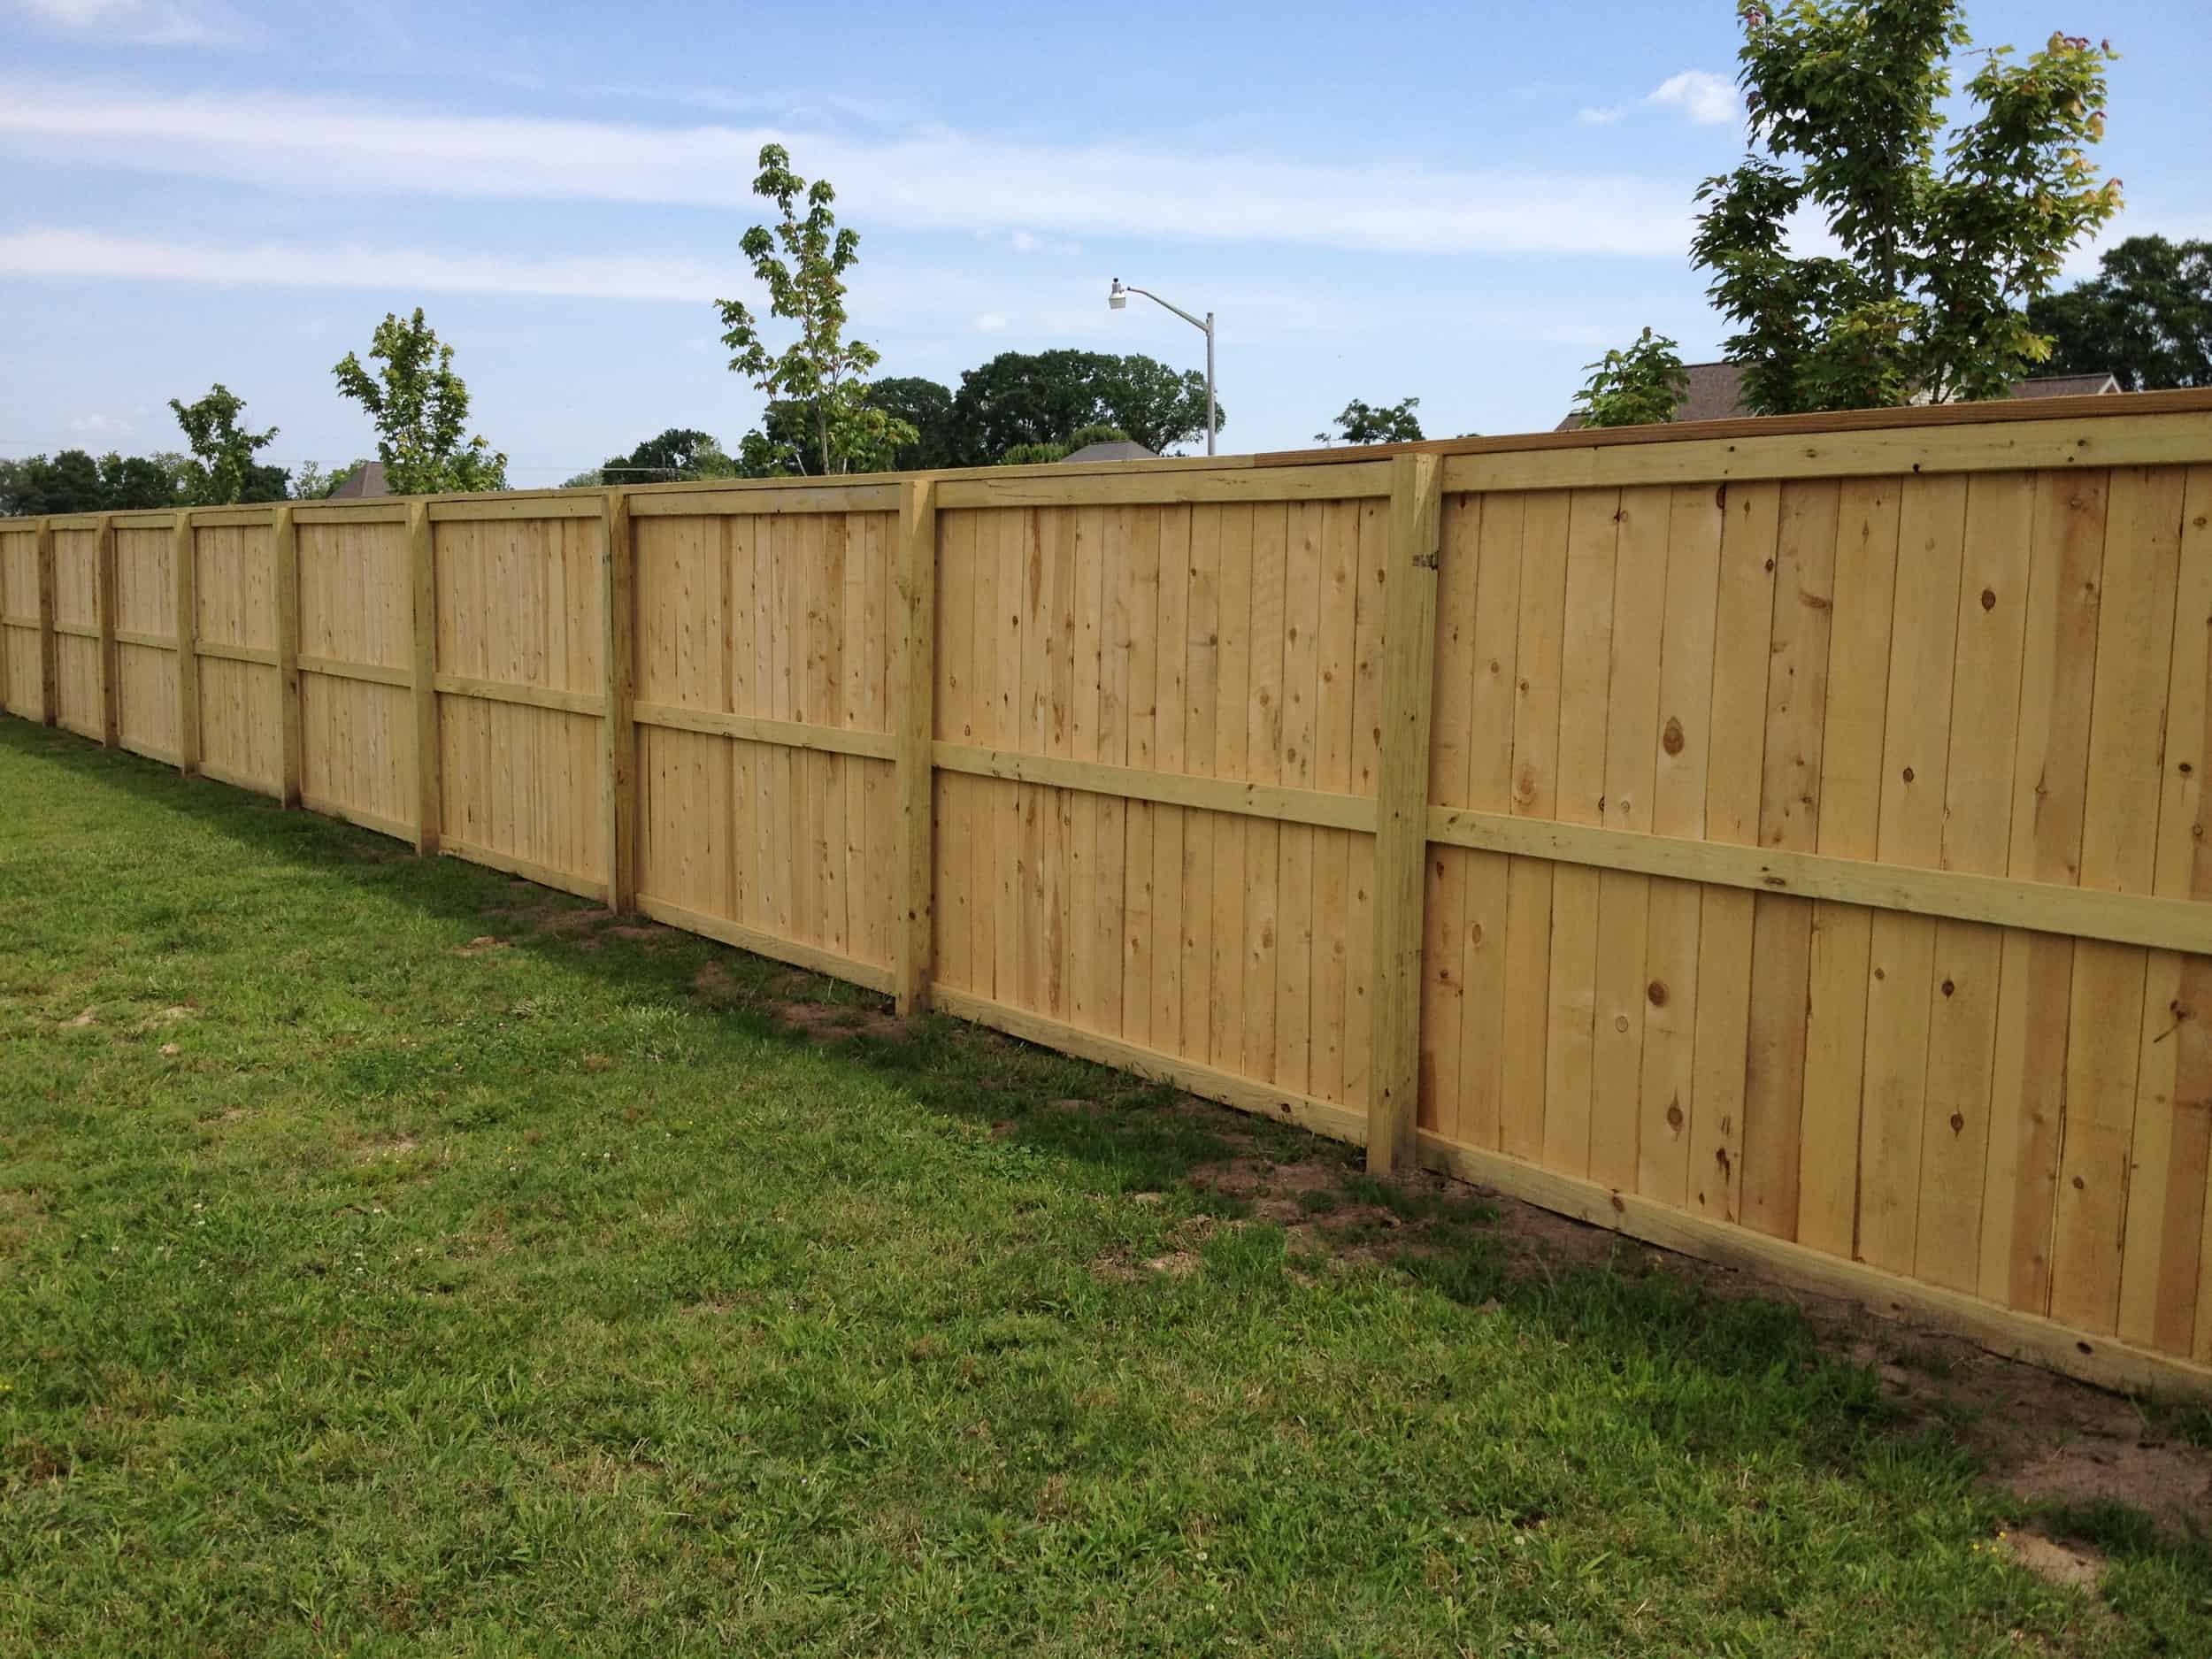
left=2, top=0, right=2207, bottom=480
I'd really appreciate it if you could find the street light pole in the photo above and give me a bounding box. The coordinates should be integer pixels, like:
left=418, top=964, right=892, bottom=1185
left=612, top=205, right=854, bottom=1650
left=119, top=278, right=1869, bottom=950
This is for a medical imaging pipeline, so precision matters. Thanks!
left=1109, top=279, right=1216, bottom=457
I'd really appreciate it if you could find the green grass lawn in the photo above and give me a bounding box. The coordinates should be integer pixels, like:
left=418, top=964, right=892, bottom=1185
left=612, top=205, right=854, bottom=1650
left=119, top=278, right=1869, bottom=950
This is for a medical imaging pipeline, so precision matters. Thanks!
left=3, top=719, right=2208, bottom=1656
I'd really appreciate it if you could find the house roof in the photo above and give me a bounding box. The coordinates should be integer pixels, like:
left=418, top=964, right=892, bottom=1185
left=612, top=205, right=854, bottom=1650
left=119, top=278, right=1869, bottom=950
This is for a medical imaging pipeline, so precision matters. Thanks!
left=1557, top=362, right=2120, bottom=430
left=325, top=461, right=389, bottom=499
left=1061, top=439, right=1158, bottom=464
left=2010, top=372, right=2122, bottom=399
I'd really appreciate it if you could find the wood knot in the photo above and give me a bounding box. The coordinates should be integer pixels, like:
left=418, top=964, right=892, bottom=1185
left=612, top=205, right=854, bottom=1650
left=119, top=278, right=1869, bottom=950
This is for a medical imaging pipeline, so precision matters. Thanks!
left=1949, top=1112, right=1965, bottom=1134
left=1980, top=588, right=1997, bottom=611
left=1764, top=557, right=1776, bottom=572
left=2072, top=1174, right=2085, bottom=1190
left=1613, top=1014, right=1629, bottom=1033
left=1647, top=979, right=1668, bottom=1007
left=1661, top=717, right=1686, bottom=757
left=1665, top=1101, right=1685, bottom=1131
left=1940, top=979, right=1955, bottom=997
left=1873, top=966, right=1886, bottom=980
left=1901, top=765, right=1916, bottom=783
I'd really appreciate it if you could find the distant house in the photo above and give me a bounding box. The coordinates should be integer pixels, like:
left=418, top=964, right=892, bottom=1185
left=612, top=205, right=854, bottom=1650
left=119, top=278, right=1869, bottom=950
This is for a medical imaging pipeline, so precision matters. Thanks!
left=325, top=461, right=390, bottom=499
left=1555, top=363, right=2121, bottom=430
left=1061, top=439, right=1157, bottom=464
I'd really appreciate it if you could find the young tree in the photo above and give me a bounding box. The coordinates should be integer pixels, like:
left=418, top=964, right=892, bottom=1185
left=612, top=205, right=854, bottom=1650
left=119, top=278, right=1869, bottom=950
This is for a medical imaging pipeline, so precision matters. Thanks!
left=169, top=384, right=279, bottom=506
left=2030, top=234, right=2212, bottom=389
left=1314, top=396, right=1425, bottom=446
left=1692, top=3, right=2119, bottom=413
left=333, top=309, right=509, bottom=495
left=1571, top=329, right=1693, bottom=427
left=717, top=144, right=916, bottom=477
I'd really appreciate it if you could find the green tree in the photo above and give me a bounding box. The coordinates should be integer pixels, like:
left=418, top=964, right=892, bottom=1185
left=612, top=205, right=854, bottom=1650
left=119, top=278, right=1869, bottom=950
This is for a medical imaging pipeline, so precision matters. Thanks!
left=945, top=350, right=1220, bottom=465
left=865, top=377, right=955, bottom=470
left=333, top=309, right=509, bottom=495
left=1691, top=3, right=2119, bottom=414
left=289, top=458, right=373, bottom=501
left=96, top=452, right=186, bottom=510
left=169, top=384, right=279, bottom=506
left=1, top=450, right=104, bottom=515
left=1314, top=396, right=1425, bottom=446
left=601, top=428, right=741, bottom=485
left=1571, top=329, right=1693, bottom=427
left=2029, top=234, right=2212, bottom=390
left=717, top=145, right=916, bottom=477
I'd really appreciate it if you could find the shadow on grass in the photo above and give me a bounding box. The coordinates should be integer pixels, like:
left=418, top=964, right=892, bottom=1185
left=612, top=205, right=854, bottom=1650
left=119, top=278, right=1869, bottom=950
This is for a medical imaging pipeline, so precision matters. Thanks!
left=12, top=718, right=2190, bottom=1534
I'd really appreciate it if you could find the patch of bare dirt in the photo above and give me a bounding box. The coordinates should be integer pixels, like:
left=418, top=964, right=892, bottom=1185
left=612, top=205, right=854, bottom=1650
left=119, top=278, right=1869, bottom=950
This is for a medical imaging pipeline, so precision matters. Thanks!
left=454, top=935, right=510, bottom=957
left=65, top=1007, right=97, bottom=1027
left=352, top=1135, right=420, bottom=1163
left=141, top=1004, right=195, bottom=1028
left=774, top=999, right=905, bottom=1043
left=2001, top=1531, right=2108, bottom=1593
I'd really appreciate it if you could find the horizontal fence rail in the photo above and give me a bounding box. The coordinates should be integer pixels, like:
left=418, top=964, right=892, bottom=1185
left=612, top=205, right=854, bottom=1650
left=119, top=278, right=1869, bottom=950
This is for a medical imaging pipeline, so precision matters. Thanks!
left=7, top=388, right=2212, bottom=1396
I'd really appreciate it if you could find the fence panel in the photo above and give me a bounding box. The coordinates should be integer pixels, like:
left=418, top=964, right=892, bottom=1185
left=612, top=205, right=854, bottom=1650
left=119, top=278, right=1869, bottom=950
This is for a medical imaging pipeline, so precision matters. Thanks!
left=629, top=497, right=897, bottom=985
left=52, top=524, right=102, bottom=739
left=112, top=520, right=178, bottom=764
left=297, top=514, right=416, bottom=841
left=193, top=518, right=280, bottom=795
left=0, top=524, right=39, bottom=718
left=6, top=393, right=2210, bottom=1394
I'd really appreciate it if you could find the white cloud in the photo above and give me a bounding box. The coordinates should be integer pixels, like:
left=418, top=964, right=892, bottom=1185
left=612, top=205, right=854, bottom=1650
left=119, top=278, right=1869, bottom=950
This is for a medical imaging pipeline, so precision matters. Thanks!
left=1645, top=70, right=1738, bottom=127
left=12, top=0, right=251, bottom=45
left=68, top=411, right=131, bottom=434
left=1577, top=106, right=1624, bottom=126
left=0, top=81, right=1697, bottom=259
left=972, top=312, right=1010, bottom=334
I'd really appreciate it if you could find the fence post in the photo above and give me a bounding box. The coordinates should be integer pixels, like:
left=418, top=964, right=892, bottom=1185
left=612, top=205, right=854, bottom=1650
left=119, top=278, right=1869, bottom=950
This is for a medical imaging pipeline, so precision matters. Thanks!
left=599, top=488, right=636, bottom=912
left=1366, top=452, right=1444, bottom=1174
left=892, top=478, right=939, bottom=1016
left=95, top=512, right=119, bottom=749
left=273, top=503, right=302, bottom=806
left=35, top=518, right=58, bottom=727
left=173, top=509, right=200, bottom=775
left=408, top=500, right=442, bottom=855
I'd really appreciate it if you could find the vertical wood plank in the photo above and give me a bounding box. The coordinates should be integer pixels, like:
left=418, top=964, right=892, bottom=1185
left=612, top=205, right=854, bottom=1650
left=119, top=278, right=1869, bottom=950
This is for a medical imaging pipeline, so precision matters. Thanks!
left=1687, top=480, right=1781, bottom=1225
left=1979, top=472, right=2105, bottom=1310
left=273, top=503, right=302, bottom=806
left=1914, top=472, right=2033, bottom=1290
left=1367, top=453, right=1442, bottom=1174
left=1500, top=493, right=1571, bottom=1162
left=96, top=513, right=119, bottom=748
left=600, top=489, right=637, bottom=913
left=2052, top=465, right=2185, bottom=1333
left=1855, top=474, right=1970, bottom=1273
left=1457, top=491, right=1524, bottom=1153
left=1636, top=483, right=1723, bottom=1204
left=408, top=500, right=442, bottom=855
left=1798, top=477, right=1901, bottom=1257
left=36, top=518, right=58, bottom=726
left=1741, top=478, right=1839, bottom=1238
left=894, top=480, right=938, bottom=1015
left=173, top=511, right=200, bottom=775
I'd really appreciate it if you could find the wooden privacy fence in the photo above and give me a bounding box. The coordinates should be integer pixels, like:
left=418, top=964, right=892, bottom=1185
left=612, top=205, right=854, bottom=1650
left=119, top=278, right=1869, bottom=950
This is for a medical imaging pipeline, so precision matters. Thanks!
left=6, top=388, right=2212, bottom=1394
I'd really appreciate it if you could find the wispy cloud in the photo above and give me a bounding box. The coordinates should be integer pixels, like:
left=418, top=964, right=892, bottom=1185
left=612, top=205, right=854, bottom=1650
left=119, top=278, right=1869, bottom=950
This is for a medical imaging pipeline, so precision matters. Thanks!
left=1646, top=70, right=1738, bottom=127
left=0, top=81, right=1696, bottom=258
left=1579, top=70, right=1739, bottom=130
left=68, top=411, right=132, bottom=434
left=12, top=0, right=253, bottom=45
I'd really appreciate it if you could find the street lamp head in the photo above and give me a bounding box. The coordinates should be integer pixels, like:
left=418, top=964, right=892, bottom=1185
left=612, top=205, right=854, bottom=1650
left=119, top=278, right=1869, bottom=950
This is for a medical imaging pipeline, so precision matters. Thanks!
left=1107, top=278, right=1127, bottom=311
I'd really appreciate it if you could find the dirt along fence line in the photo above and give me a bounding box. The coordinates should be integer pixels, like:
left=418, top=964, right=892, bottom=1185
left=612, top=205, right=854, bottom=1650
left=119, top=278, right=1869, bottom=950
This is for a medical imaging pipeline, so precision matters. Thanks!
left=6, top=387, right=2212, bottom=1395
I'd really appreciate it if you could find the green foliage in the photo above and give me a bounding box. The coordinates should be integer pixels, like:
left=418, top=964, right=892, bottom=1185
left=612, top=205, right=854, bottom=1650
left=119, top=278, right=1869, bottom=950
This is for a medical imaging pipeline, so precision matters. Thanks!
left=1315, top=396, right=1425, bottom=446
left=600, top=427, right=741, bottom=486
left=167, top=384, right=278, bottom=507
left=0, top=449, right=207, bottom=516
left=1572, top=328, right=1694, bottom=426
left=865, top=376, right=956, bottom=470
left=946, top=350, right=1217, bottom=465
left=2030, top=234, right=2212, bottom=390
left=333, top=308, right=509, bottom=495
left=997, top=441, right=1072, bottom=466
left=1692, top=2, right=2120, bottom=413
left=716, top=144, right=917, bottom=477
left=1064, top=423, right=1131, bottom=449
